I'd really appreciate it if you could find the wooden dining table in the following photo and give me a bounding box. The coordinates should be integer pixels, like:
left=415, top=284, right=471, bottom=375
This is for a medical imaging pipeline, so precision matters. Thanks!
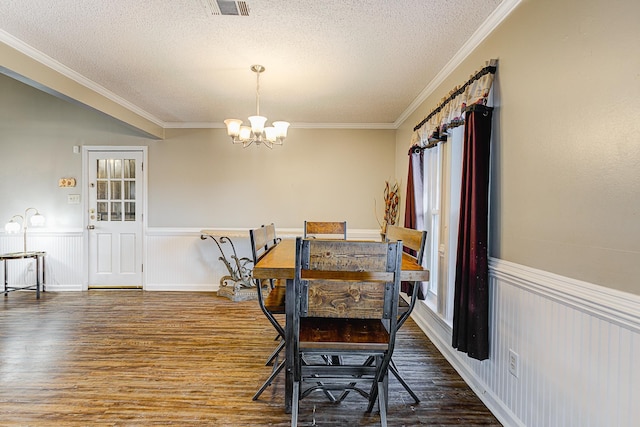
left=252, top=238, right=430, bottom=413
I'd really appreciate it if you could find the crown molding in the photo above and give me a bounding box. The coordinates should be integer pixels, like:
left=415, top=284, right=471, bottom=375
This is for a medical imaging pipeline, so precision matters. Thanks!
left=0, top=29, right=164, bottom=128
left=394, top=0, right=523, bottom=128
left=162, top=121, right=397, bottom=130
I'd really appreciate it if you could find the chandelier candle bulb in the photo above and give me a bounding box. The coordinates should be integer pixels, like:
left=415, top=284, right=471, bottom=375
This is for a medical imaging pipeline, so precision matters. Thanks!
left=248, top=115, right=267, bottom=135
left=239, top=126, right=252, bottom=140
left=224, top=119, right=242, bottom=137
left=264, top=127, right=277, bottom=142
left=273, top=121, right=290, bottom=140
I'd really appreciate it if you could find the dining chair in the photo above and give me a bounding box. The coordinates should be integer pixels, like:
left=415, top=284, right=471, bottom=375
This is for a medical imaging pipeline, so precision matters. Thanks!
left=304, top=221, right=347, bottom=367
left=376, top=224, right=427, bottom=404
left=303, top=220, right=347, bottom=239
left=249, top=223, right=286, bottom=400
left=290, top=237, right=403, bottom=427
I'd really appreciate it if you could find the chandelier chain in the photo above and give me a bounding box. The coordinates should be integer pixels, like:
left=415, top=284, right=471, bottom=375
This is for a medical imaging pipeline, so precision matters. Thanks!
left=255, top=69, right=260, bottom=116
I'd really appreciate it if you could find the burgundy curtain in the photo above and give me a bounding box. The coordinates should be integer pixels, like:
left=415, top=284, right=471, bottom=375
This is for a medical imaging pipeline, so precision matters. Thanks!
left=403, top=146, right=423, bottom=230
left=452, top=105, right=493, bottom=361
left=402, top=147, right=425, bottom=296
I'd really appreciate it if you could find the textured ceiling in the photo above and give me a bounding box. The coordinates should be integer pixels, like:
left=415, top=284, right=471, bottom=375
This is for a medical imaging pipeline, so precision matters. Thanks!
left=0, top=0, right=506, bottom=128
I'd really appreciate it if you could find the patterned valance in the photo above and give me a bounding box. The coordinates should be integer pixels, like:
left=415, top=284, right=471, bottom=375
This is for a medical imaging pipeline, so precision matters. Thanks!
left=411, top=59, right=497, bottom=148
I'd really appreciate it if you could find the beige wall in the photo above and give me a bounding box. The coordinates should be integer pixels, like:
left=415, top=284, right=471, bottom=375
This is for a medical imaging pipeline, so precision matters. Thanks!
left=150, top=127, right=395, bottom=228
left=0, top=74, right=395, bottom=231
left=0, top=74, right=151, bottom=228
left=396, top=0, right=640, bottom=295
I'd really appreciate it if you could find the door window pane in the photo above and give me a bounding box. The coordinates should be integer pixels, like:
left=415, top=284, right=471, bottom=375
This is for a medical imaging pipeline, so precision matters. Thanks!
left=97, top=159, right=107, bottom=179
left=124, top=202, right=136, bottom=221
left=110, top=159, right=122, bottom=179
left=123, top=159, right=136, bottom=179
left=111, top=181, right=122, bottom=200
left=111, top=202, right=122, bottom=221
left=97, top=202, right=108, bottom=221
left=97, top=181, right=108, bottom=200
left=124, top=181, right=135, bottom=200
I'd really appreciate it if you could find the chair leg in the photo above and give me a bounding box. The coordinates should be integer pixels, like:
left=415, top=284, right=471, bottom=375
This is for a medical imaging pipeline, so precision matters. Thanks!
left=389, top=359, right=420, bottom=403
left=366, top=356, right=383, bottom=413
left=377, top=379, right=388, bottom=427
left=266, top=339, right=285, bottom=366
left=253, top=359, right=286, bottom=400
left=366, top=381, right=377, bottom=413
left=291, top=381, right=300, bottom=427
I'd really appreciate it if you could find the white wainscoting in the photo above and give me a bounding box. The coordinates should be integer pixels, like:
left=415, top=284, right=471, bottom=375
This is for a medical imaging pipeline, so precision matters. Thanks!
left=1, top=227, right=381, bottom=292
left=144, top=227, right=381, bottom=291
left=145, top=228, right=250, bottom=291
left=0, top=230, right=84, bottom=291
left=411, top=258, right=640, bottom=427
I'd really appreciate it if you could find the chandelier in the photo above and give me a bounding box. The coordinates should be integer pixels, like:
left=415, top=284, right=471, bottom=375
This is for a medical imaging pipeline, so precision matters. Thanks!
left=224, top=65, right=290, bottom=148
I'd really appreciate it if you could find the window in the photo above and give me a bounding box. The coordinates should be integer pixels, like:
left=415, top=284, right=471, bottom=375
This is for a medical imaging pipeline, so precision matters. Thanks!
left=410, top=64, right=496, bottom=326
left=96, top=158, right=137, bottom=222
left=420, top=126, right=464, bottom=325
left=420, top=142, right=441, bottom=308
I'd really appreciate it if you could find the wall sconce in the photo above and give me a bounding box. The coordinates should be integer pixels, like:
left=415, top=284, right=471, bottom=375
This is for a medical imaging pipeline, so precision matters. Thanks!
left=5, top=207, right=45, bottom=253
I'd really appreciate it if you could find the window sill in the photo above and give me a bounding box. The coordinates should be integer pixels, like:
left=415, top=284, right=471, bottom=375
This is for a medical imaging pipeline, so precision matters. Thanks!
left=419, top=298, right=453, bottom=332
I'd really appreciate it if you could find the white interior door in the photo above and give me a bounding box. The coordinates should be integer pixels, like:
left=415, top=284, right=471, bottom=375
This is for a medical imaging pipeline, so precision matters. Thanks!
left=87, top=150, right=144, bottom=288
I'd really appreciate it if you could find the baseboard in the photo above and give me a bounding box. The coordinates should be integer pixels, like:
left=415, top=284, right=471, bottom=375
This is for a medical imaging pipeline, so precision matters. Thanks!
left=411, top=303, right=523, bottom=427
left=42, top=284, right=83, bottom=292
left=144, top=283, right=217, bottom=292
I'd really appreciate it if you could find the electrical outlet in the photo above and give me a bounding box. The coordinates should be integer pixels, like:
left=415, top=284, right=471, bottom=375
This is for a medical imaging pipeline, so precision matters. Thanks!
left=509, top=349, right=520, bottom=378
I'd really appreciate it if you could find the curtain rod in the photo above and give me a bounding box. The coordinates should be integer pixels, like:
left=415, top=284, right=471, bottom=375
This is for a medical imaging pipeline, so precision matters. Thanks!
left=409, top=104, right=494, bottom=154
left=413, top=60, right=497, bottom=132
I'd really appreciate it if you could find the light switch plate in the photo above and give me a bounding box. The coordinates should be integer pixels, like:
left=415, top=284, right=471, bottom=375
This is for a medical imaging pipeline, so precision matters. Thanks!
left=68, top=194, right=81, bottom=204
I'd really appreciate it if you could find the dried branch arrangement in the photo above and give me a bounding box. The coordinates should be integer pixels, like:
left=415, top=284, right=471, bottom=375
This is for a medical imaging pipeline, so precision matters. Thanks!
left=376, top=180, right=400, bottom=235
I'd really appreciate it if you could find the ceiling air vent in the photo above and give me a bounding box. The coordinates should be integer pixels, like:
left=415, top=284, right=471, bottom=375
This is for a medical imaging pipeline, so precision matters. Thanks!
left=200, top=0, right=250, bottom=16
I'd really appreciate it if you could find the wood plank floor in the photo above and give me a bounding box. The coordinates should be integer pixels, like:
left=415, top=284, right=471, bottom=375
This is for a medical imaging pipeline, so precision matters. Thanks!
left=1, top=291, right=501, bottom=426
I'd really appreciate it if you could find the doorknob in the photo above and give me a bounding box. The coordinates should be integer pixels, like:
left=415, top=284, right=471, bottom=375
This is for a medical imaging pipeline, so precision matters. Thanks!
left=87, top=225, right=95, bottom=230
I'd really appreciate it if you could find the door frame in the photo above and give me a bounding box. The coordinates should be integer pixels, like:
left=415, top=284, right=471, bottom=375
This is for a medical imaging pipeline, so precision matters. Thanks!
left=82, top=146, right=148, bottom=291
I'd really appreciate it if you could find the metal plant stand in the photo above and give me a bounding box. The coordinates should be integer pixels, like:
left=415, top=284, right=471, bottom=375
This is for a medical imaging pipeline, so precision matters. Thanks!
left=200, top=233, right=259, bottom=302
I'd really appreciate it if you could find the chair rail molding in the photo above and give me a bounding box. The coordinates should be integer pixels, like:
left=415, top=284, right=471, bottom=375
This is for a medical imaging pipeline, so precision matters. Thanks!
left=489, top=258, right=640, bottom=332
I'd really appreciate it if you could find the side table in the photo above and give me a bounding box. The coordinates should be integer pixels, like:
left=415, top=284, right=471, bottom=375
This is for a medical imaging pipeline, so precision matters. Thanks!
left=1, top=251, right=46, bottom=299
